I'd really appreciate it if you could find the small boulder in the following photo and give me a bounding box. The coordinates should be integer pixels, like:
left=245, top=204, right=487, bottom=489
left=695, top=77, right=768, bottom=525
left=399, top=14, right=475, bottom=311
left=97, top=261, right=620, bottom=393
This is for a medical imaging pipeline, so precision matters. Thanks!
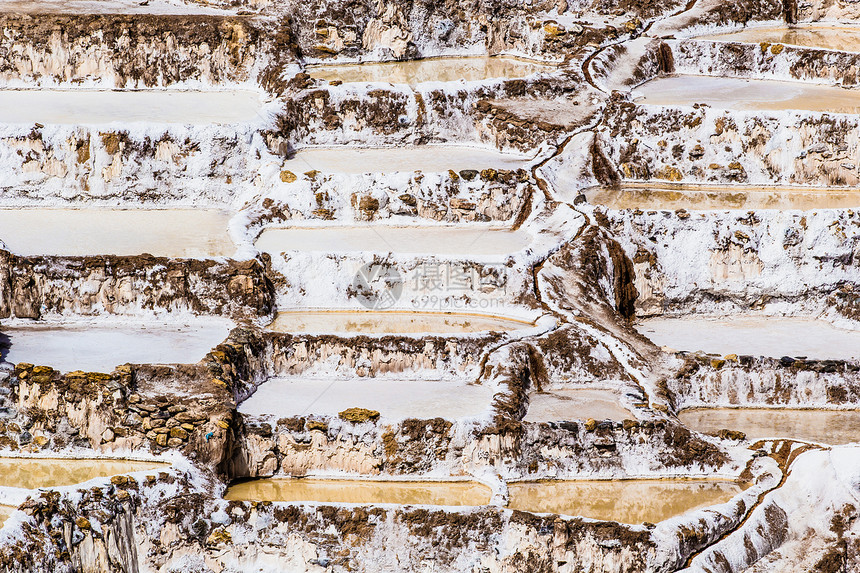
left=339, top=408, right=380, bottom=423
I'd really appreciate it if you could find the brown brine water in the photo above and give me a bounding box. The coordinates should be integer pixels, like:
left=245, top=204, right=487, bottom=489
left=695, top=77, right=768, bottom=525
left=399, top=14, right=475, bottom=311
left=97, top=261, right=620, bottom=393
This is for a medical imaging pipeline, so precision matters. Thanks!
left=700, top=25, right=860, bottom=52
left=307, top=56, right=556, bottom=85
left=586, top=184, right=860, bottom=211
left=507, top=479, right=745, bottom=523
left=225, top=479, right=492, bottom=506
left=679, top=408, right=860, bottom=445
left=0, top=458, right=167, bottom=489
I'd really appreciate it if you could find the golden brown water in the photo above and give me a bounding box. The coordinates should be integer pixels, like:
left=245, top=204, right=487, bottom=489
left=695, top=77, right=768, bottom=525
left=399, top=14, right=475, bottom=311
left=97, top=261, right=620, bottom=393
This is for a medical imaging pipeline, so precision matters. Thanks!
left=588, top=184, right=860, bottom=210
left=307, top=56, right=556, bottom=85
left=268, top=311, right=532, bottom=334
left=0, top=458, right=167, bottom=489
left=700, top=25, right=860, bottom=52
left=225, top=479, right=492, bottom=506
left=679, top=408, right=860, bottom=445
left=507, top=480, right=744, bottom=524
left=0, top=506, right=14, bottom=525
left=524, top=389, right=633, bottom=422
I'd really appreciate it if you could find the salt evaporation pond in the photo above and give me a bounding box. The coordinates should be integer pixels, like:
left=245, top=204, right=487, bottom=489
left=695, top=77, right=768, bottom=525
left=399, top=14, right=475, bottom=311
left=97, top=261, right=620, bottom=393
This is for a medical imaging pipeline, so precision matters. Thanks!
left=679, top=408, right=860, bottom=445
left=281, top=146, right=531, bottom=174
left=307, top=56, right=556, bottom=85
left=0, top=90, right=262, bottom=124
left=699, top=25, right=860, bottom=52
left=524, top=388, right=633, bottom=423
left=0, top=458, right=167, bottom=490
left=225, top=479, right=492, bottom=506
left=0, top=209, right=234, bottom=257
left=255, top=227, right=530, bottom=256
left=586, top=184, right=860, bottom=210
left=0, top=320, right=233, bottom=372
left=507, top=480, right=744, bottom=524
left=0, top=0, right=234, bottom=14
left=240, top=378, right=495, bottom=420
left=635, top=75, right=860, bottom=113
left=636, top=316, right=860, bottom=360
left=269, top=311, right=532, bottom=334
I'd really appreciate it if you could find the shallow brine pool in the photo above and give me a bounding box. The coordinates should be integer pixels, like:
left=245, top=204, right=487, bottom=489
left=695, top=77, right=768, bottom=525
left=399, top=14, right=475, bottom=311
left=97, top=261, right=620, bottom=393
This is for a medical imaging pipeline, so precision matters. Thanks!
left=507, top=479, right=744, bottom=524
left=699, top=25, right=860, bottom=53
left=635, top=75, right=860, bottom=113
left=239, top=378, right=495, bottom=420
left=0, top=319, right=232, bottom=372
left=255, top=227, right=530, bottom=256
left=586, top=184, right=860, bottom=210
left=281, top=146, right=531, bottom=174
left=0, top=0, right=233, bottom=14
left=679, top=408, right=860, bottom=445
left=524, top=388, right=633, bottom=423
left=226, top=477, right=743, bottom=523
left=0, top=458, right=167, bottom=490
left=0, top=209, right=234, bottom=257
left=225, top=479, right=492, bottom=506
left=268, top=311, right=532, bottom=334
left=306, top=56, right=557, bottom=85
left=0, top=89, right=262, bottom=124
left=636, top=316, right=860, bottom=360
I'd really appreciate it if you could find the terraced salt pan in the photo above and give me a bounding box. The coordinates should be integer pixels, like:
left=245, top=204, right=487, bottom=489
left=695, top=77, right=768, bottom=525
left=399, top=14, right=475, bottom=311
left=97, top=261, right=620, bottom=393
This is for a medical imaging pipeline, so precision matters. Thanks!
left=255, top=226, right=530, bottom=256
left=679, top=408, right=860, bottom=445
left=0, top=90, right=262, bottom=124
left=225, top=479, right=492, bottom=506
left=636, top=316, right=860, bottom=360
left=587, top=183, right=860, bottom=210
left=0, top=0, right=236, bottom=14
left=0, top=319, right=233, bottom=372
left=507, top=480, right=744, bottom=523
left=0, top=458, right=167, bottom=490
left=699, top=25, right=860, bottom=52
left=0, top=209, right=234, bottom=257
left=268, top=311, right=532, bottom=334
left=524, top=389, right=633, bottom=422
left=307, top=56, right=557, bottom=85
left=635, top=75, right=860, bottom=113
left=281, top=146, right=531, bottom=174
left=239, top=378, right=495, bottom=420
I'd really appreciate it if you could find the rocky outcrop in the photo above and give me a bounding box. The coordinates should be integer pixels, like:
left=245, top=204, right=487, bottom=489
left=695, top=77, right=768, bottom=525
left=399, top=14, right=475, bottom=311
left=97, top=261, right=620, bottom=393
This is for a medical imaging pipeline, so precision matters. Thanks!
left=0, top=124, right=265, bottom=202
left=606, top=209, right=860, bottom=316
left=666, top=353, right=860, bottom=410
left=247, top=167, right=532, bottom=225
left=601, top=99, right=860, bottom=187
left=277, top=73, right=574, bottom=149
left=0, top=14, right=295, bottom=88
left=4, top=361, right=237, bottom=467
left=672, top=39, right=860, bottom=87
left=0, top=250, right=274, bottom=320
